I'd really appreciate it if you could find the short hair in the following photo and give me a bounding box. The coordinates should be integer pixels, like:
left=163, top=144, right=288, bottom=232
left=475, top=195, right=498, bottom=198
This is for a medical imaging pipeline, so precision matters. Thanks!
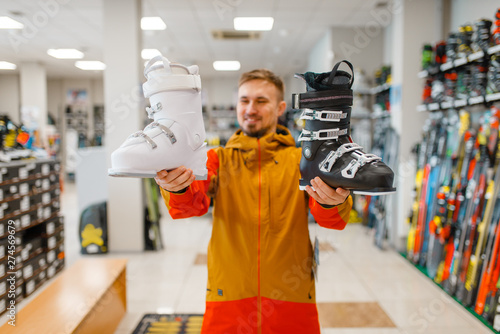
left=238, top=69, right=285, bottom=102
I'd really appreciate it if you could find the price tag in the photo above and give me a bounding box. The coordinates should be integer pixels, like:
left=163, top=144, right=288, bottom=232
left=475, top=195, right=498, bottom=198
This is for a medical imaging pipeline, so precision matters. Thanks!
left=41, top=164, right=50, bottom=175
left=48, top=236, right=56, bottom=250
left=43, top=207, right=51, bottom=219
left=47, top=250, right=55, bottom=263
left=21, top=215, right=30, bottom=228
left=46, top=222, right=55, bottom=235
left=23, top=265, right=33, bottom=279
left=20, top=196, right=30, bottom=212
left=19, top=183, right=28, bottom=195
left=18, top=167, right=28, bottom=179
left=26, top=280, right=35, bottom=295
left=48, top=266, right=55, bottom=278
left=42, top=193, right=50, bottom=204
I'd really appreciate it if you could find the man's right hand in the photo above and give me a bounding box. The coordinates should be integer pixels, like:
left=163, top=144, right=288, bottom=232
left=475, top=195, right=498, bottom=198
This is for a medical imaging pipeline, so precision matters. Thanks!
left=154, top=166, right=196, bottom=192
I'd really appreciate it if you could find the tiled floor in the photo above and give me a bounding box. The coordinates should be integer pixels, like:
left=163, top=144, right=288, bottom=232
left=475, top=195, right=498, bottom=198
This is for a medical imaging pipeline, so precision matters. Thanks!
left=3, top=182, right=495, bottom=333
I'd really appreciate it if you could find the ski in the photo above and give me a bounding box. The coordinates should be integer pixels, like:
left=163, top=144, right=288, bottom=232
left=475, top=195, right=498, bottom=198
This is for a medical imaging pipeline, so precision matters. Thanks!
left=464, top=112, right=500, bottom=306
left=445, top=129, right=478, bottom=295
left=427, top=111, right=460, bottom=278
left=420, top=117, right=448, bottom=268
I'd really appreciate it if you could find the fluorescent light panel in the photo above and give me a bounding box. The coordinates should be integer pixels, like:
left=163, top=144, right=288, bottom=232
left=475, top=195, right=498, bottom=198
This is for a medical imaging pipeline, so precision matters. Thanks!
left=141, top=17, right=166, bottom=30
left=0, top=61, right=16, bottom=70
left=213, top=61, right=241, bottom=71
left=47, top=49, right=84, bottom=59
left=234, top=17, right=274, bottom=31
left=0, top=16, right=24, bottom=29
left=141, top=49, right=161, bottom=59
left=75, top=61, right=106, bottom=71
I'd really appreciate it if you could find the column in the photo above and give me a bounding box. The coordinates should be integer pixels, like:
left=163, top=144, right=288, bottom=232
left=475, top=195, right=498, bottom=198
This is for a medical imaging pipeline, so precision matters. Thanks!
left=390, top=0, right=443, bottom=250
left=103, top=0, right=144, bottom=251
left=19, top=62, right=47, bottom=143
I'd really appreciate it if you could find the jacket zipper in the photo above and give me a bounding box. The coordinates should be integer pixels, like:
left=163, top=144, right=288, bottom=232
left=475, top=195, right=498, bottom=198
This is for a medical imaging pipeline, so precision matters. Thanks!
left=257, top=138, right=262, bottom=334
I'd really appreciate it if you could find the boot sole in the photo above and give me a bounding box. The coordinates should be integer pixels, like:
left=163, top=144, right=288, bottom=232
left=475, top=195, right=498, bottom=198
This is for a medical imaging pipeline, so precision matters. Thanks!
left=108, top=168, right=208, bottom=180
left=109, top=143, right=209, bottom=180
left=299, top=179, right=396, bottom=196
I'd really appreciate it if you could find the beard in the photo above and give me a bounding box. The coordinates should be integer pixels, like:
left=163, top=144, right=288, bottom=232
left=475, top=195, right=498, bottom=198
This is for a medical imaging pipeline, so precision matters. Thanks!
left=242, top=124, right=271, bottom=138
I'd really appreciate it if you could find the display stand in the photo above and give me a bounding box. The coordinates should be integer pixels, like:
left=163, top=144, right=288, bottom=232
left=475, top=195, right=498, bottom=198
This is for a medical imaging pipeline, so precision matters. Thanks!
left=0, top=158, right=64, bottom=316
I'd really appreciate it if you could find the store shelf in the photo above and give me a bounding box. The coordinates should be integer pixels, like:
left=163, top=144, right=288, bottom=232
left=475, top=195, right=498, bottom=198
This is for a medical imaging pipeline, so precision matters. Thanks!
left=354, top=84, right=391, bottom=96
left=371, top=83, right=391, bottom=95
left=353, top=88, right=373, bottom=95
left=488, top=44, right=500, bottom=55
left=417, top=92, right=500, bottom=112
left=417, top=44, right=500, bottom=79
left=371, top=110, right=392, bottom=119
left=0, top=159, right=64, bottom=316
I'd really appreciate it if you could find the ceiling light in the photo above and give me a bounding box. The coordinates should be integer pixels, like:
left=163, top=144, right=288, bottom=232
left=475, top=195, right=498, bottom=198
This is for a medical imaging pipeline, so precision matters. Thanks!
left=213, top=61, right=241, bottom=71
left=141, top=17, right=166, bottom=30
left=0, top=16, right=24, bottom=29
left=234, top=17, right=274, bottom=31
left=141, top=49, right=161, bottom=59
left=75, top=61, right=106, bottom=71
left=47, top=49, right=84, bottom=59
left=0, top=61, right=17, bottom=70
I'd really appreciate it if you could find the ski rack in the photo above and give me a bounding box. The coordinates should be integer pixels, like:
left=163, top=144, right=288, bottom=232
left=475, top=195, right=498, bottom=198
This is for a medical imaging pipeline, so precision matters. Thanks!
left=353, top=83, right=391, bottom=96
left=417, top=44, right=500, bottom=79
left=416, top=93, right=500, bottom=112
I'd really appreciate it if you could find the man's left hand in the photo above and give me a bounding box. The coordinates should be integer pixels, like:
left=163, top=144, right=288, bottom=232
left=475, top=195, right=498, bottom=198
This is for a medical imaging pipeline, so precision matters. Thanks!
left=305, top=177, right=350, bottom=206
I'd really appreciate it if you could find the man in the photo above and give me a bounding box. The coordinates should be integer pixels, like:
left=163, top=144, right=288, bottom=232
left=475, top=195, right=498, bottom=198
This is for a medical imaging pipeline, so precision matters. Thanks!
left=155, top=69, right=352, bottom=333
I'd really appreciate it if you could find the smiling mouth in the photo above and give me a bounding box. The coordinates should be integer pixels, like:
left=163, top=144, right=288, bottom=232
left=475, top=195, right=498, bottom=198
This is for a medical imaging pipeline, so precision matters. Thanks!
left=245, top=117, right=261, bottom=123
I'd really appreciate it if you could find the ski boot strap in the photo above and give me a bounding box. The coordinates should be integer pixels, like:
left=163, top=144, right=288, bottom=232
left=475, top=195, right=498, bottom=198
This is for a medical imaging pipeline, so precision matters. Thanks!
left=327, top=60, right=355, bottom=87
left=319, top=143, right=364, bottom=171
left=321, top=146, right=381, bottom=178
left=293, top=60, right=354, bottom=109
left=143, top=55, right=202, bottom=97
left=298, top=127, right=349, bottom=142
left=127, top=121, right=178, bottom=148
left=292, top=89, right=353, bottom=109
left=300, top=109, right=348, bottom=122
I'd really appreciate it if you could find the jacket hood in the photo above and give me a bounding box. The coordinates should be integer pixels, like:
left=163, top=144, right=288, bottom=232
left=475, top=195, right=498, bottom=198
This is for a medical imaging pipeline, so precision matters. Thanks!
left=224, top=125, right=296, bottom=164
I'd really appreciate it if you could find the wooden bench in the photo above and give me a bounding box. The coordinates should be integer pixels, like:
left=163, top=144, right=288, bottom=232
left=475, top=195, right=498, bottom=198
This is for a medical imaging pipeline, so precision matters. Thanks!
left=0, top=258, right=127, bottom=334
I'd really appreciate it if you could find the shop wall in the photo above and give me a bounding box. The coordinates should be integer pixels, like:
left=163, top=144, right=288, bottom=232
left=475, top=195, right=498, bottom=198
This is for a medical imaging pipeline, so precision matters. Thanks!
left=47, top=79, right=63, bottom=123
left=203, top=77, right=238, bottom=107
left=330, top=27, right=384, bottom=81
left=383, top=20, right=393, bottom=66
left=47, top=78, right=104, bottom=123
left=0, top=74, right=20, bottom=124
left=450, top=0, right=499, bottom=31
left=307, top=30, right=333, bottom=73
left=91, top=79, right=104, bottom=105
left=204, top=73, right=308, bottom=112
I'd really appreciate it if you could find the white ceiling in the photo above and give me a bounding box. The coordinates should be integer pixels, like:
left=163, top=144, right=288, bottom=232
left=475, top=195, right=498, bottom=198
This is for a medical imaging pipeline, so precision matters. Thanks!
left=0, top=0, right=386, bottom=79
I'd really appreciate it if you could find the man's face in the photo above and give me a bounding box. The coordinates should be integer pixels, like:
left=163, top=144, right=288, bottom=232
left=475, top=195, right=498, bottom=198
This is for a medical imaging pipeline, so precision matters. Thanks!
left=237, top=79, right=286, bottom=138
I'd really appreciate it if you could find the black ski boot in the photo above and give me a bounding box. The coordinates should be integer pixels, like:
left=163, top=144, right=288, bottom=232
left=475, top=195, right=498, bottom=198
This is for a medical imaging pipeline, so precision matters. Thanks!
left=294, top=60, right=396, bottom=195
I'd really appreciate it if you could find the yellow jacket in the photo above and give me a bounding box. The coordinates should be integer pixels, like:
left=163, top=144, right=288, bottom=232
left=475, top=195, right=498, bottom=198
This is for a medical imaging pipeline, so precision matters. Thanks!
left=161, top=125, right=352, bottom=333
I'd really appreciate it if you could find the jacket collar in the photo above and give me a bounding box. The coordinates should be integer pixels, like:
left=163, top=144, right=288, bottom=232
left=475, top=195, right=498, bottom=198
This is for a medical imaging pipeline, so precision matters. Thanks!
left=225, top=125, right=296, bottom=164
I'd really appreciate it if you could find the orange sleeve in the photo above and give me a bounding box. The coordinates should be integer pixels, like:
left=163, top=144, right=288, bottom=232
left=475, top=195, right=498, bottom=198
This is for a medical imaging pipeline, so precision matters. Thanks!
left=160, top=148, right=219, bottom=219
left=309, top=195, right=352, bottom=230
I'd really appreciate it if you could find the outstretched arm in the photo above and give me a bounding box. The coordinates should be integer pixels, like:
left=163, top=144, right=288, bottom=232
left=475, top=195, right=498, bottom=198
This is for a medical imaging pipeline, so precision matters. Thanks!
left=305, top=176, right=352, bottom=230
left=155, top=149, right=219, bottom=219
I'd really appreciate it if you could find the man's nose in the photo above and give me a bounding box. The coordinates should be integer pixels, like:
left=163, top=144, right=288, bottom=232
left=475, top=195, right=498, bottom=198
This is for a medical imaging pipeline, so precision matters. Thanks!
left=247, top=100, right=258, bottom=113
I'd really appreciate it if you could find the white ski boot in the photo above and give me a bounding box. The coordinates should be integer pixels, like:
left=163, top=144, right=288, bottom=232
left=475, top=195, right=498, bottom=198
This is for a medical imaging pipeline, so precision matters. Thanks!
left=108, top=55, right=208, bottom=179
